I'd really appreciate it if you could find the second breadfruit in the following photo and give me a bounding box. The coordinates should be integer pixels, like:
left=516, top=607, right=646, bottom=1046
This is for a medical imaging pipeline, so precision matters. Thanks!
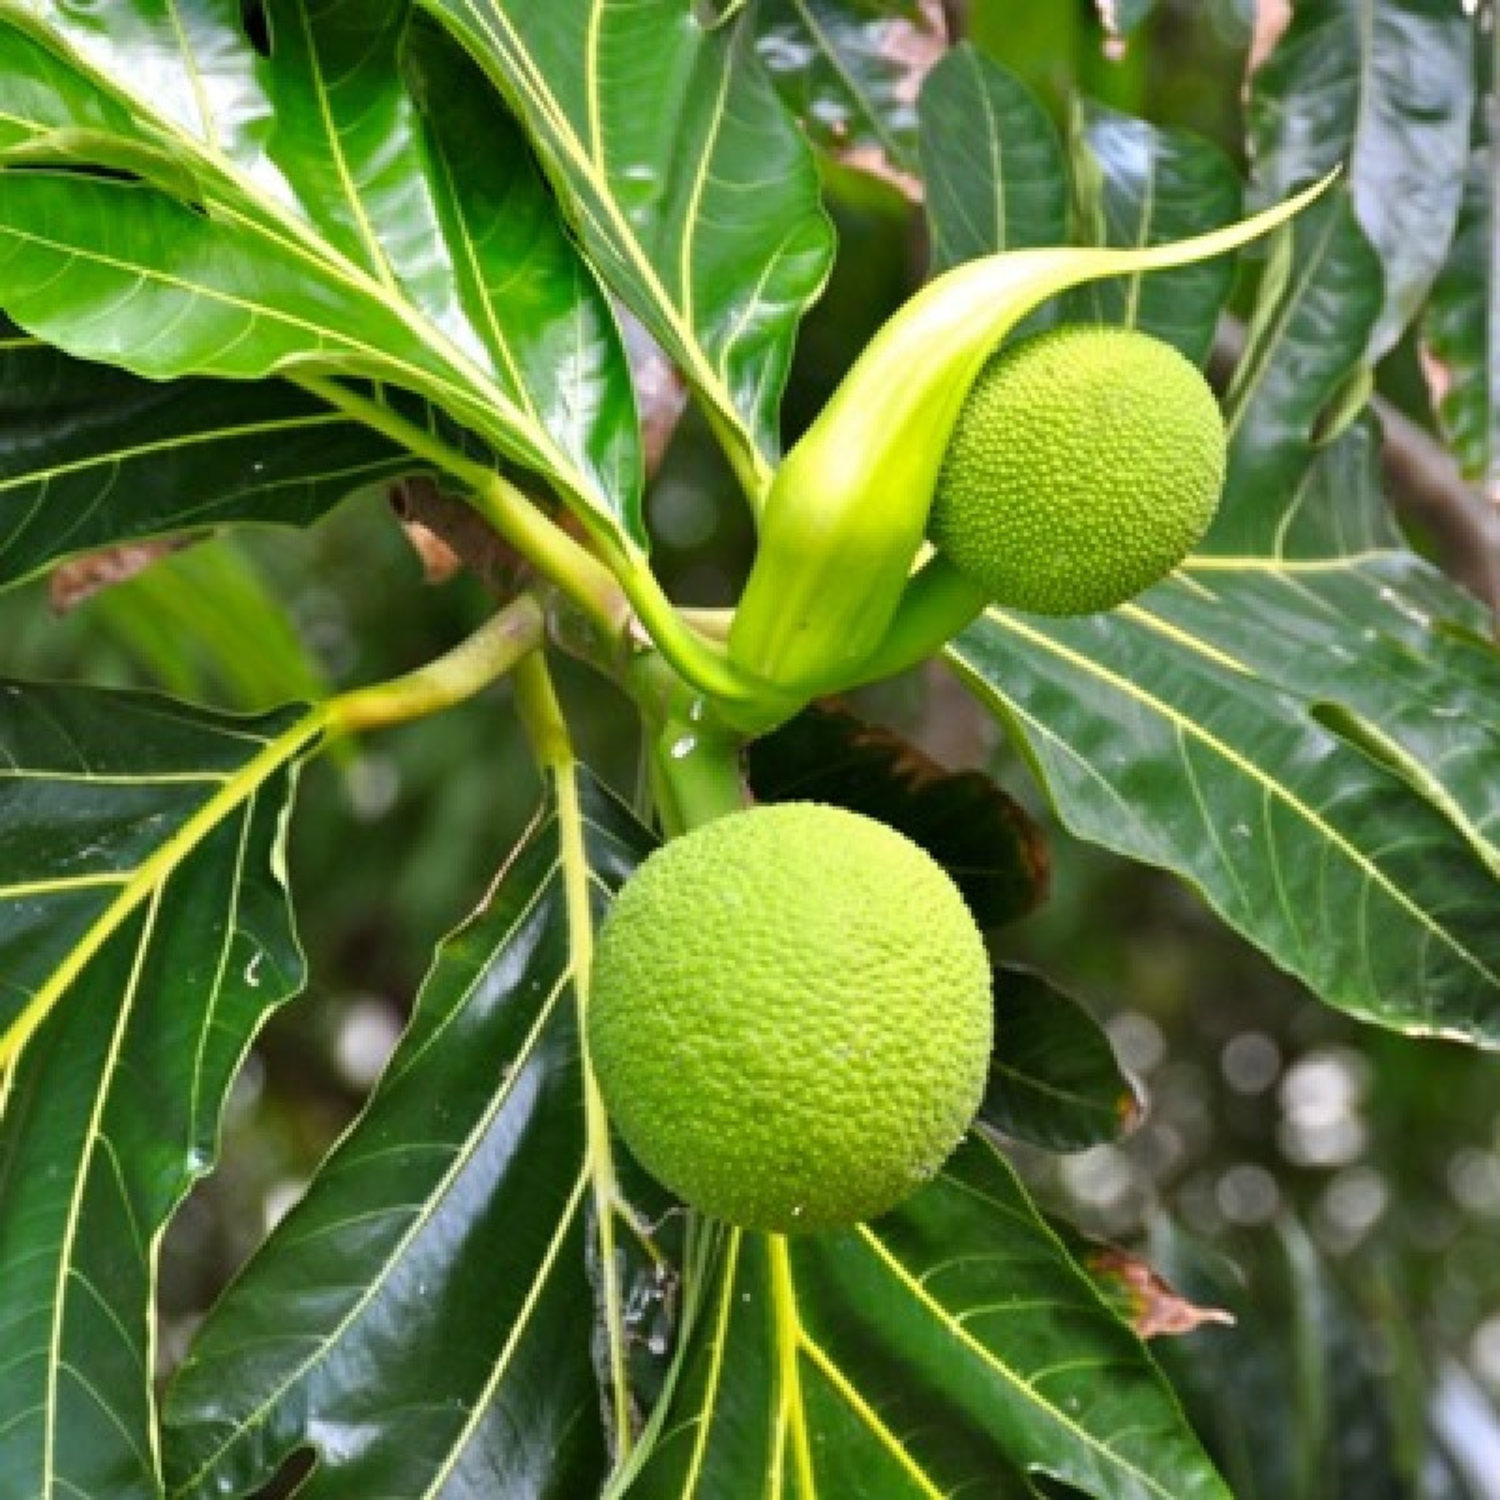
left=928, top=323, right=1227, bottom=616
left=588, top=802, right=993, bottom=1234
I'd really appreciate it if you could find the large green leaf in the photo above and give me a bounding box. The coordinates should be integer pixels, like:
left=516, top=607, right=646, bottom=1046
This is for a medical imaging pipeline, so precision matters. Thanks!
left=0, top=2, right=641, bottom=547
left=918, top=41, right=1500, bottom=1043
left=1422, top=145, right=1500, bottom=497
left=163, top=766, right=667, bottom=1499
left=0, top=320, right=416, bottom=587
left=916, top=44, right=1068, bottom=274
left=948, top=535, right=1500, bottom=1042
left=1247, top=0, right=1475, bottom=359
left=1218, top=190, right=1383, bottom=535
left=755, top=0, right=941, bottom=196
left=614, top=1135, right=1224, bottom=1499
left=0, top=684, right=318, bottom=1500
left=413, top=0, right=835, bottom=501
left=1063, top=99, right=1241, bottom=362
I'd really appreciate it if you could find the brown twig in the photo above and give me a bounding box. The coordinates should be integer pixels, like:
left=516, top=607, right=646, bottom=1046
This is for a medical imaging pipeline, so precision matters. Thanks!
left=388, top=476, right=531, bottom=599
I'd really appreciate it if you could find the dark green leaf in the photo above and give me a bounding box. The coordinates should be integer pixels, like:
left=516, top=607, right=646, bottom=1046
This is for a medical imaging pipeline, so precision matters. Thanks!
left=618, top=1137, right=1227, bottom=1499
left=0, top=684, right=316, bottom=1500
left=0, top=3, right=641, bottom=546
left=0, top=321, right=414, bottom=588
left=1218, top=190, right=1384, bottom=536
left=1064, top=99, right=1242, bottom=362
left=163, top=768, right=668, bottom=1499
left=1422, top=147, right=1500, bottom=496
left=947, top=527, right=1500, bottom=1043
left=414, top=0, right=835, bottom=501
left=745, top=702, right=1049, bottom=929
left=917, top=44, right=1068, bottom=274
left=1247, top=0, right=1475, bottom=358
left=984, top=966, right=1141, bottom=1152
left=755, top=0, right=943, bottom=195
left=1151, top=1223, right=1413, bottom=1500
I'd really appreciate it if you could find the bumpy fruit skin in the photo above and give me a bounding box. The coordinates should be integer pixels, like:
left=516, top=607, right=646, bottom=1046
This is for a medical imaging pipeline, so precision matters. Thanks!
left=928, top=324, right=1226, bottom=616
left=588, top=803, right=993, bottom=1234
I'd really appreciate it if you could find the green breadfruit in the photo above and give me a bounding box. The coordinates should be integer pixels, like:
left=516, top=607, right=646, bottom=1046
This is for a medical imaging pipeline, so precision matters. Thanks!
left=588, top=802, right=993, bottom=1234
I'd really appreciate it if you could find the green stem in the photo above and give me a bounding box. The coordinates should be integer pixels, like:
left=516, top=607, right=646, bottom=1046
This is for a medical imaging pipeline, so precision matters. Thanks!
left=296, top=375, right=625, bottom=633
left=511, top=646, right=573, bottom=775
left=297, top=374, right=763, bottom=708
left=850, top=553, right=990, bottom=687
left=628, top=652, right=748, bottom=836
left=326, top=595, right=545, bottom=735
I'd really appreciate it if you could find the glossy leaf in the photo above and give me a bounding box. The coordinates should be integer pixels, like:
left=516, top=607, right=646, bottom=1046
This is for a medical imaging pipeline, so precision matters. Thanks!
left=0, top=320, right=415, bottom=587
left=1423, top=146, right=1500, bottom=498
left=0, top=3, right=641, bottom=546
left=755, top=0, right=944, bottom=197
left=1218, top=198, right=1383, bottom=550
left=163, top=766, right=667, bottom=1499
left=1064, top=99, right=1241, bottom=362
left=917, top=44, right=1068, bottom=273
left=947, top=538, right=1500, bottom=1043
left=0, top=683, right=318, bottom=1500
left=414, top=0, right=836, bottom=502
left=1247, top=0, right=1475, bottom=359
left=1094, top=0, right=1159, bottom=39
left=615, top=1136, right=1226, bottom=1499
left=984, top=967, right=1141, bottom=1152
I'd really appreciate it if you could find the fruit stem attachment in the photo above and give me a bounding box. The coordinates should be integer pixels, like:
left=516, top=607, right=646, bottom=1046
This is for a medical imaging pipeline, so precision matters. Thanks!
left=326, top=595, right=545, bottom=735
left=628, top=652, right=749, bottom=837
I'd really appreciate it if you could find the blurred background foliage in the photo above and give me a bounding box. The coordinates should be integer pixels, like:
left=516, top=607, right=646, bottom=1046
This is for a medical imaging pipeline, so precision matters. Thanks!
left=2, top=0, right=1498, bottom=1490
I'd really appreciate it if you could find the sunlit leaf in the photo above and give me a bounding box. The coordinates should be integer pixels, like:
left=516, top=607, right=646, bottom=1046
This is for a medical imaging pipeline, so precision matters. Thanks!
left=756, top=0, right=944, bottom=199
left=414, top=0, right=835, bottom=502
left=0, top=3, right=641, bottom=547
left=0, top=683, right=318, bottom=1499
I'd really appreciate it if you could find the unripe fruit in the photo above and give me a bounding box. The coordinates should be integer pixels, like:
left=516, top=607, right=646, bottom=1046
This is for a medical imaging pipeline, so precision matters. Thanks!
left=588, top=803, right=993, bottom=1233
left=928, top=324, right=1227, bottom=616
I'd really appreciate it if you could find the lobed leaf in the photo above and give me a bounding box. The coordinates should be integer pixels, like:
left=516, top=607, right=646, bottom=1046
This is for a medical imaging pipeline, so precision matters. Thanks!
left=0, top=683, right=317, bottom=1500
left=413, top=0, right=836, bottom=503
left=0, top=1, right=642, bottom=549
left=0, top=319, right=416, bottom=588
left=616, top=1137, right=1226, bottom=1500
left=948, top=538, right=1500, bottom=1044
left=163, top=767, right=669, bottom=1499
